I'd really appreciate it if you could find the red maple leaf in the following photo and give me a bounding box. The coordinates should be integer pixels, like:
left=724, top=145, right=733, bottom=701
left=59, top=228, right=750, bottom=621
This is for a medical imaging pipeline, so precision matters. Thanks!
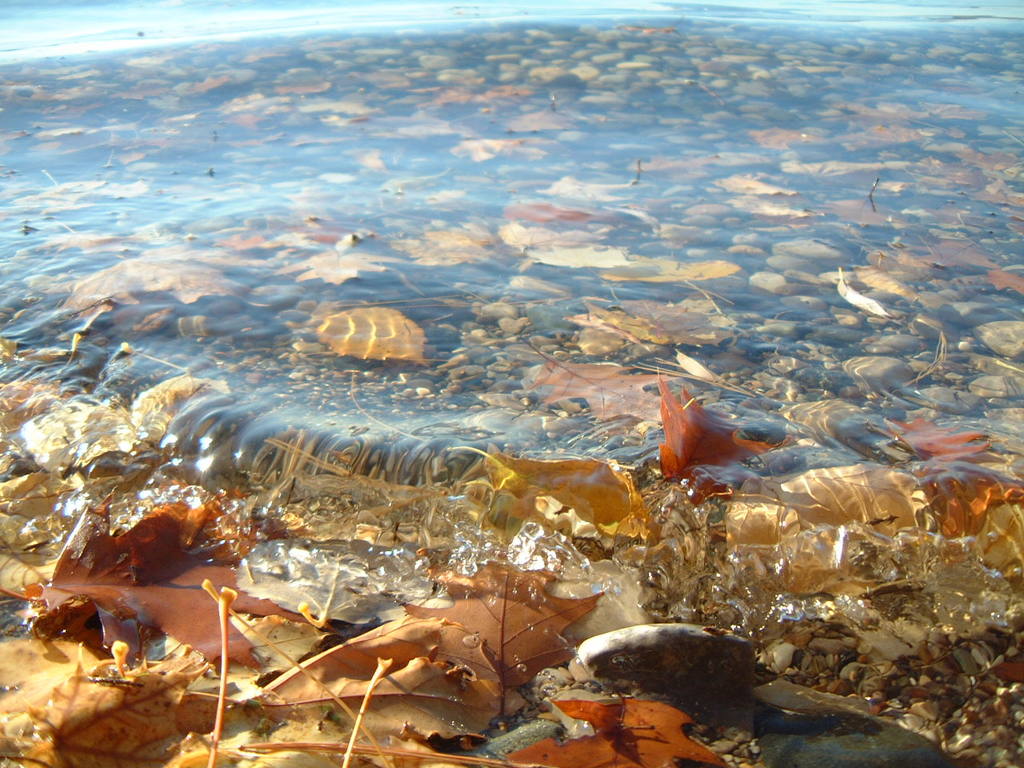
left=890, top=418, right=990, bottom=462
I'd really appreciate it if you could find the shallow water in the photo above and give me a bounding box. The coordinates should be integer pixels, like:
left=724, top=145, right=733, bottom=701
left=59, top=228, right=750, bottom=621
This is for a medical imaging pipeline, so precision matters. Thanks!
left=1, top=3, right=1023, bottom=619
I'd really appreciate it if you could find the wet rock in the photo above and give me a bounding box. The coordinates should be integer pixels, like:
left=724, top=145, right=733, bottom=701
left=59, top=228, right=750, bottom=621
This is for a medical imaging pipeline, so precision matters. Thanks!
left=842, top=356, right=915, bottom=394
left=864, top=334, right=924, bottom=355
left=750, top=271, right=791, bottom=295
left=976, top=321, right=1024, bottom=360
left=577, top=623, right=754, bottom=730
left=968, top=374, right=1024, bottom=398
left=770, top=238, right=844, bottom=269
left=755, top=681, right=955, bottom=768
left=917, top=386, right=983, bottom=414
left=474, top=719, right=562, bottom=757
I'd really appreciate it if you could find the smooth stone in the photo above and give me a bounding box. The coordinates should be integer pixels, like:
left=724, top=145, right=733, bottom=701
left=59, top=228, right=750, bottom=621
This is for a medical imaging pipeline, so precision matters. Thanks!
left=917, top=386, right=983, bottom=414
left=755, top=681, right=955, bottom=768
left=780, top=295, right=829, bottom=313
left=842, top=356, right=915, bottom=393
left=941, top=301, right=1016, bottom=327
left=863, top=334, right=924, bottom=355
left=474, top=718, right=562, bottom=757
left=969, top=374, right=1024, bottom=398
left=771, top=238, right=844, bottom=265
left=577, top=623, right=754, bottom=730
left=750, top=271, right=792, bottom=295
left=807, top=326, right=863, bottom=345
left=976, top=321, right=1024, bottom=360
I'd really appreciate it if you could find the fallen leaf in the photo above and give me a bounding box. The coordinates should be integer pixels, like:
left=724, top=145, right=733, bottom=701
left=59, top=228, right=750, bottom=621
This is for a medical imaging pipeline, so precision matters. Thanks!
left=988, top=269, right=1024, bottom=295
left=600, top=257, right=740, bottom=283
left=317, top=307, right=426, bottom=364
left=508, top=698, right=724, bottom=768
left=498, top=222, right=602, bottom=251
left=476, top=451, right=652, bottom=538
left=407, top=564, right=600, bottom=701
left=659, top=380, right=776, bottom=499
left=539, top=176, right=631, bottom=202
left=523, top=360, right=663, bottom=421
left=916, top=461, right=1024, bottom=539
left=837, top=267, right=891, bottom=318
left=568, top=301, right=733, bottom=347
left=63, top=257, right=244, bottom=310
left=890, top=418, right=990, bottom=462
left=26, top=655, right=208, bottom=768
left=28, top=500, right=294, bottom=665
left=0, top=639, right=104, bottom=714
left=391, top=224, right=495, bottom=264
left=277, top=246, right=392, bottom=285
left=715, top=175, right=796, bottom=196
left=659, top=380, right=771, bottom=473
left=504, top=202, right=596, bottom=223
left=530, top=245, right=633, bottom=269
left=265, top=617, right=499, bottom=738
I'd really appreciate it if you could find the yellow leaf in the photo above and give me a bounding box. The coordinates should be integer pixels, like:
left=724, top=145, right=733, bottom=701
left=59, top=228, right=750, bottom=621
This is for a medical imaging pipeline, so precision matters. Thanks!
left=317, top=307, right=426, bottom=364
left=482, top=451, right=653, bottom=539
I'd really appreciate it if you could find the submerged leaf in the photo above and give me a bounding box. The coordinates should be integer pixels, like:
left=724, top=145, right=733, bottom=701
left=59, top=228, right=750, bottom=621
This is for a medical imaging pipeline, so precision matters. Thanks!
left=524, top=360, right=663, bottom=422
left=890, top=418, right=990, bottom=462
left=659, top=380, right=775, bottom=483
left=600, top=257, right=740, bottom=283
left=317, top=307, right=426, bottom=364
left=508, top=698, right=724, bottom=768
left=407, top=563, right=600, bottom=697
left=479, top=451, right=652, bottom=538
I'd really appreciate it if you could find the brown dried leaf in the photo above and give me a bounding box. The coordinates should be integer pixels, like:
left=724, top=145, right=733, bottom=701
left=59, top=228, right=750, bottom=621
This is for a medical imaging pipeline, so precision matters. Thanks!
left=26, top=656, right=207, bottom=768
left=29, top=501, right=294, bottom=666
left=0, top=639, right=103, bottom=714
left=264, top=619, right=500, bottom=739
left=317, top=307, right=426, bottom=364
left=524, top=360, right=663, bottom=421
left=407, top=563, right=600, bottom=696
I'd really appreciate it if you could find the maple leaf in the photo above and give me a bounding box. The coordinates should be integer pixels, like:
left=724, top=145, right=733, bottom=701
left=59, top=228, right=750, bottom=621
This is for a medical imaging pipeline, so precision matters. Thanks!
left=27, top=500, right=293, bottom=666
left=264, top=618, right=500, bottom=738
left=508, top=698, right=724, bottom=768
left=523, top=360, right=663, bottom=422
left=659, top=380, right=774, bottom=474
left=890, top=418, right=990, bottom=462
left=62, top=257, right=244, bottom=311
left=659, top=380, right=778, bottom=501
left=26, top=656, right=207, bottom=768
left=478, top=451, right=653, bottom=539
left=406, top=563, right=599, bottom=710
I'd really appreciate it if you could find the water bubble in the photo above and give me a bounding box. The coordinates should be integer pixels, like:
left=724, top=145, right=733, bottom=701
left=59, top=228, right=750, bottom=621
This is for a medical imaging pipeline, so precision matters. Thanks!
left=462, top=633, right=481, bottom=648
left=515, top=663, right=528, bottom=673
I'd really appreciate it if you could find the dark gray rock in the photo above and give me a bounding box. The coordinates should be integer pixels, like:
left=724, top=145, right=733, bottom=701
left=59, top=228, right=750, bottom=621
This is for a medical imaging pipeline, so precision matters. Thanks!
left=577, top=623, right=754, bottom=730
left=755, top=681, right=956, bottom=768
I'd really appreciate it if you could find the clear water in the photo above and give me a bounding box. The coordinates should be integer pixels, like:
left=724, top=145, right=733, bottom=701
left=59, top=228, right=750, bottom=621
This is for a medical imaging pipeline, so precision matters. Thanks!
left=1, top=2, right=1023, bottom=599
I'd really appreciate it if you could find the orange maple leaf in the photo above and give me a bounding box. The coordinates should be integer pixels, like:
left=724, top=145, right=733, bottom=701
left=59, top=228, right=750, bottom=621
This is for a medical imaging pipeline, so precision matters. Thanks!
left=890, top=418, right=990, bottom=462
left=508, top=698, right=723, bottom=768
